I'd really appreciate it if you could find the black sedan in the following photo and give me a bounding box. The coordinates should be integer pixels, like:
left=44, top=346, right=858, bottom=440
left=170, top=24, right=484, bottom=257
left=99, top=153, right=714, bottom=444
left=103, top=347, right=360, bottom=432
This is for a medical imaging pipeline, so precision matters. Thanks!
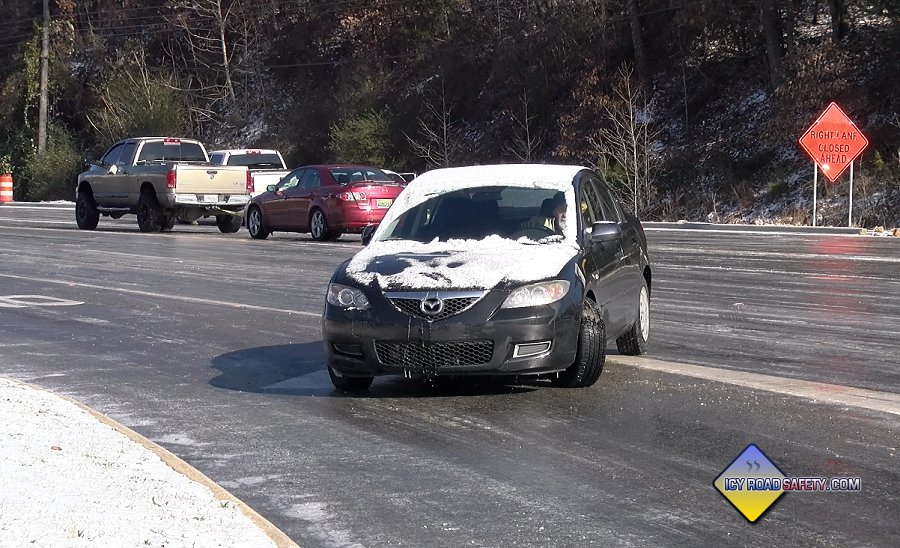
left=322, top=164, right=651, bottom=392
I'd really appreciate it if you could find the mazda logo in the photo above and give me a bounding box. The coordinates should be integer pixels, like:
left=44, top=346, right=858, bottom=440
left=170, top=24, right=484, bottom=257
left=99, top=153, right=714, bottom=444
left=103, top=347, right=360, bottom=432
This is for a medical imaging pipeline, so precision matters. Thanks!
left=420, top=297, right=444, bottom=316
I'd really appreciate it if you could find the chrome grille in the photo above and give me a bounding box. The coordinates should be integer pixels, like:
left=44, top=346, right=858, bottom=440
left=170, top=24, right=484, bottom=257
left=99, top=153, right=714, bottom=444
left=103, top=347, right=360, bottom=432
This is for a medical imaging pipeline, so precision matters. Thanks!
left=375, top=341, right=494, bottom=368
left=384, top=290, right=486, bottom=322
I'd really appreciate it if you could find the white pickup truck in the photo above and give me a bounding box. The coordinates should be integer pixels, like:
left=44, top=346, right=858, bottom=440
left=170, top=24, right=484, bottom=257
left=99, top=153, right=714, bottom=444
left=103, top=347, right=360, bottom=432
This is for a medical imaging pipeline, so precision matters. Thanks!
left=75, top=137, right=251, bottom=233
left=209, top=149, right=290, bottom=197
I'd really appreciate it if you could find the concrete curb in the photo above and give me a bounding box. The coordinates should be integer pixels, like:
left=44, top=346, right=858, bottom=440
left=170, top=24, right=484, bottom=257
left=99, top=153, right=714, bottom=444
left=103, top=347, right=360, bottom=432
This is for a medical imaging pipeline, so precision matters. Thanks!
left=12, top=377, right=299, bottom=548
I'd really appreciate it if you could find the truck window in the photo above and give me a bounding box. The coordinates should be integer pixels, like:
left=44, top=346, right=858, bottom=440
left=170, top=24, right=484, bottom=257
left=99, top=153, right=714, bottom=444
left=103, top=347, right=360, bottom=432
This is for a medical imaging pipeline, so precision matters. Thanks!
left=137, top=141, right=207, bottom=163
left=226, top=153, right=284, bottom=168
left=209, top=153, right=225, bottom=165
left=118, top=142, right=137, bottom=166
left=100, top=143, right=124, bottom=166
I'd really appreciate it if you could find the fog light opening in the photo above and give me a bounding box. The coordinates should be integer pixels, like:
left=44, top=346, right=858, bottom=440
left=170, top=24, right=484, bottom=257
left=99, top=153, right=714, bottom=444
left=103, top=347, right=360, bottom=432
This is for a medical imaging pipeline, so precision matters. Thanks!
left=512, top=341, right=552, bottom=358
left=332, top=343, right=364, bottom=358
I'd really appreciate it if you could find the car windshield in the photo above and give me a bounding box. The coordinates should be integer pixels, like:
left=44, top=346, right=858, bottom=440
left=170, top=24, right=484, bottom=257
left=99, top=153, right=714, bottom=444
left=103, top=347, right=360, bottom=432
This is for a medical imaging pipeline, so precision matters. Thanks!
left=226, top=153, right=283, bottom=168
left=377, top=186, right=569, bottom=243
left=329, top=167, right=391, bottom=185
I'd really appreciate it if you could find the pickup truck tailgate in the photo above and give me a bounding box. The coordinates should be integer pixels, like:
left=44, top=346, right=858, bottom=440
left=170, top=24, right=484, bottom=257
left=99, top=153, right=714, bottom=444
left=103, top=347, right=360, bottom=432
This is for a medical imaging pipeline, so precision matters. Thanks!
left=172, top=165, right=248, bottom=194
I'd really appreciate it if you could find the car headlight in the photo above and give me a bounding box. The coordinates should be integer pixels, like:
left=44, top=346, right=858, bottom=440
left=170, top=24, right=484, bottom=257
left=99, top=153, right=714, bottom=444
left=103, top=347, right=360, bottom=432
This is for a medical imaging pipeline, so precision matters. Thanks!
left=327, top=283, right=370, bottom=310
left=501, top=280, right=570, bottom=309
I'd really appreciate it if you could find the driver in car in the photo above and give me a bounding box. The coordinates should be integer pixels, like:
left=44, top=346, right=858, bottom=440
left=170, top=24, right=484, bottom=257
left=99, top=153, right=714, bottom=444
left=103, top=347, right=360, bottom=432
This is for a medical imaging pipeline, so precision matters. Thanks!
left=520, top=191, right=567, bottom=235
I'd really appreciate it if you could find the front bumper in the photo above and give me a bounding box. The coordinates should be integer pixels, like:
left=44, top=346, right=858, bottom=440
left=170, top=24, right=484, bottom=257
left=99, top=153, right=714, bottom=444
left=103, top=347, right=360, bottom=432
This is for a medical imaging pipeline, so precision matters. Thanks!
left=323, top=289, right=581, bottom=377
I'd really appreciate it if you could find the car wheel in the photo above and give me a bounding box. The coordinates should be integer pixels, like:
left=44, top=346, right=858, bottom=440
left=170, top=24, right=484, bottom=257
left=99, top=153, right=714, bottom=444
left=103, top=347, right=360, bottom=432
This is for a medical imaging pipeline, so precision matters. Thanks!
left=247, top=206, right=269, bottom=239
left=136, top=191, right=163, bottom=232
left=616, top=281, right=650, bottom=355
left=75, top=190, right=99, bottom=230
left=328, top=366, right=374, bottom=393
left=552, top=299, right=606, bottom=388
left=310, top=209, right=329, bottom=241
left=216, top=214, right=242, bottom=233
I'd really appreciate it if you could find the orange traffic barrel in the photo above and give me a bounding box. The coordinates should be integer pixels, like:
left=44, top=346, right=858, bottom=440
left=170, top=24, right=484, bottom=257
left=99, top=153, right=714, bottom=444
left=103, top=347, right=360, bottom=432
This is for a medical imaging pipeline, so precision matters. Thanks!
left=0, top=174, right=12, bottom=203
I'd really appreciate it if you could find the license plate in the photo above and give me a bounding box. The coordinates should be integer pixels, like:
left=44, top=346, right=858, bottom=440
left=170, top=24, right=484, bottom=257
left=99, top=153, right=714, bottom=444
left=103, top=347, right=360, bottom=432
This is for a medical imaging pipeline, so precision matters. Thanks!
left=376, top=198, right=393, bottom=208
left=201, top=194, right=218, bottom=203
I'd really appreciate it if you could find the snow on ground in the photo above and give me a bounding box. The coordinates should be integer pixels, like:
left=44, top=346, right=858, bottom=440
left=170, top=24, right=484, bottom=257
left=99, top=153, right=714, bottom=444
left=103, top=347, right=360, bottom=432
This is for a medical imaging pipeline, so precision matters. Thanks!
left=0, top=377, right=281, bottom=547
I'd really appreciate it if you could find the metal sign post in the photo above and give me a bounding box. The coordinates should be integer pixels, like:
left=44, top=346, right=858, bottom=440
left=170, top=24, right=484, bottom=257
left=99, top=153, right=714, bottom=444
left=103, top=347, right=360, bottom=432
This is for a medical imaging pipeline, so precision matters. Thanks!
left=848, top=161, right=854, bottom=227
left=812, top=165, right=817, bottom=227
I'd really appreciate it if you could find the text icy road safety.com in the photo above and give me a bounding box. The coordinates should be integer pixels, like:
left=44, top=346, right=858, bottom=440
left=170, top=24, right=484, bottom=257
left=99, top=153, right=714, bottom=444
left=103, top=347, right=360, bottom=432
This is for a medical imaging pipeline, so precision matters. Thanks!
left=722, top=476, right=861, bottom=492
left=714, top=444, right=862, bottom=523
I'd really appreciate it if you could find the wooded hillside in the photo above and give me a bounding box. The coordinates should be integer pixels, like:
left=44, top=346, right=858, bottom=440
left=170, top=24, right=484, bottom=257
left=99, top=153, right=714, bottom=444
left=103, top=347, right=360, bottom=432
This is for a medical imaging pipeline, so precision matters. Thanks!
left=0, top=0, right=897, bottom=226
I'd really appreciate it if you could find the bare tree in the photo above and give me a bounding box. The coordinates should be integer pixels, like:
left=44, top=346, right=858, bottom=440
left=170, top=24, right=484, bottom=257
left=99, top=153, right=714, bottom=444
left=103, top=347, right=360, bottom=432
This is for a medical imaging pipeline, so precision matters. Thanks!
left=165, top=0, right=258, bottom=129
left=406, top=79, right=458, bottom=169
left=503, top=90, right=544, bottom=162
left=589, top=65, right=660, bottom=215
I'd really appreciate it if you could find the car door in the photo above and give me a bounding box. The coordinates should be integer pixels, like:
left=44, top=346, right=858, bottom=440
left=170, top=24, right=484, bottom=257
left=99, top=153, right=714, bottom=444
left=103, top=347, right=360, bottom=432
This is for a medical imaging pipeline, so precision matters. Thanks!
left=107, top=141, right=137, bottom=206
left=289, top=168, right=323, bottom=230
left=265, top=168, right=304, bottom=229
left=578, top=175, right=633, bottom=337
left=91, top=143, right=125, bottom=205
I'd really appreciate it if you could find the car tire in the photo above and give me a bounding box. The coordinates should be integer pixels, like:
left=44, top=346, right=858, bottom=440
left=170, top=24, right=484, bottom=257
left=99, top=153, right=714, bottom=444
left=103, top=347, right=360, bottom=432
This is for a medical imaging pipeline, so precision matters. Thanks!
left=75, top=190, right=100, bottom=230
left=216, top=214, right=242, bottom=233
left=328, top=366, right=374, bottom=393
left=616, top=280, right=650, bottom=356
left=310, top=209, right=330, bottom=241
left=136, top=191, right=163, bottom=232
left=552, top=299, right=606, bottom=388
left=247, top=206, right=269, bottom=239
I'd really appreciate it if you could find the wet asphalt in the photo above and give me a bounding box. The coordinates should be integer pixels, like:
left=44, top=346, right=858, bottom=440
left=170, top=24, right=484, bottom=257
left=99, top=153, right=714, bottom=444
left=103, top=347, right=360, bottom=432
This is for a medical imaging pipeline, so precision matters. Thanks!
left=0, top=204, right=897, bottom=547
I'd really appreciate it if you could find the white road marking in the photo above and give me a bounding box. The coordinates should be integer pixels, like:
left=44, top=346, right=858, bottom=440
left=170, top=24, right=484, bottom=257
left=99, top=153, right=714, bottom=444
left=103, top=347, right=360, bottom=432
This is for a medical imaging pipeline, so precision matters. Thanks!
left=653, top=245, right=900, bottom=264
left=0, top=295, right=83, bottom=308
left=0, top=219, right=74, bottom=225
left=655, top=263, right=900, bottom=283
left=0, top=206, right=73, bottom=211
left=611, top=355, right=900, bottom=416
left=0, top=272, right=321, bottom=318
left=644, top=227, right=864, bottom=237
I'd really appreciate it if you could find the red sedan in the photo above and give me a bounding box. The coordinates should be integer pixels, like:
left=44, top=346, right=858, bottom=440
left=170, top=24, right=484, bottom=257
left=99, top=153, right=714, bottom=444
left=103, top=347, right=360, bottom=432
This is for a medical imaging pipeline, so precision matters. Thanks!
left=246, top=165, right=404, bottom=241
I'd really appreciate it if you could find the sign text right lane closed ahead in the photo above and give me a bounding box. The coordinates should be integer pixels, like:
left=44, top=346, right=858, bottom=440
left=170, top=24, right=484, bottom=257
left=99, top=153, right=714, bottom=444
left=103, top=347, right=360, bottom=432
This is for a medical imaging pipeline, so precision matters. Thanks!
left=798, top=102, right=869, bottom=183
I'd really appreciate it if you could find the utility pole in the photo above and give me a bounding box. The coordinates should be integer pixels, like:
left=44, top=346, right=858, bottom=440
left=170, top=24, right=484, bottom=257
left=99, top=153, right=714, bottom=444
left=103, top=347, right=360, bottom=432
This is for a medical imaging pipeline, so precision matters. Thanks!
left=37, top=0, right=49, bottom=154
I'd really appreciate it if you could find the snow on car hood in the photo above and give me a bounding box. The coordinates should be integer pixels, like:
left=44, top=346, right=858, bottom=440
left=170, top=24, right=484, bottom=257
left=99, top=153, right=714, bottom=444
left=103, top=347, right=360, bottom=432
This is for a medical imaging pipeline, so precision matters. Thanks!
left=346, top=235, right=578, bottom=290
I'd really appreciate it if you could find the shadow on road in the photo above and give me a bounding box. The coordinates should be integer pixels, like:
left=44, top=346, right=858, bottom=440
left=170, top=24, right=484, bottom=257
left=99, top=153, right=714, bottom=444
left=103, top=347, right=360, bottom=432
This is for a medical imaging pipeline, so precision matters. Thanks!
left=209, top=341, right=537, bottom=398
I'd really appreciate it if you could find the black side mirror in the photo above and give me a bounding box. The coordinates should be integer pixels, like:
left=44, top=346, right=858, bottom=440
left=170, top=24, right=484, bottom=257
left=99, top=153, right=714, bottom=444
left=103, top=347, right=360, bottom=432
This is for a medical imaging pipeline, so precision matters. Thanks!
left=266, top=184, right=276, bottom=192
left=361, top=224, right=377, bottom=246
left=590, top=221, right=622, bottom=243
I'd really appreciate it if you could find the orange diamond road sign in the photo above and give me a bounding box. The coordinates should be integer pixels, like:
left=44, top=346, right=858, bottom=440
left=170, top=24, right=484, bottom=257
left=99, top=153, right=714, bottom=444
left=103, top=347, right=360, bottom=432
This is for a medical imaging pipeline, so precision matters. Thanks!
left=799, top=102, right=869, bottom=183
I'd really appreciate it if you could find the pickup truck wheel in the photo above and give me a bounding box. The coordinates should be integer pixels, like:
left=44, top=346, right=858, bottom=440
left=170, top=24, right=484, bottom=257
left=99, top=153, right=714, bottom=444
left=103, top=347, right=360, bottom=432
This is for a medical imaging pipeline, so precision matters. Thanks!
left=75, top=191, right=100, bottom=230
left=247, top=206, right=269, bottom=239
left=136, top=192, right=163, bottom=232
left=551, top=300, right=606, bottom=388
left=310, top=209, right=330, bottom=241
left=160, top=216, right=176, bottom=231
left=216, top=214, right=242, bottom=233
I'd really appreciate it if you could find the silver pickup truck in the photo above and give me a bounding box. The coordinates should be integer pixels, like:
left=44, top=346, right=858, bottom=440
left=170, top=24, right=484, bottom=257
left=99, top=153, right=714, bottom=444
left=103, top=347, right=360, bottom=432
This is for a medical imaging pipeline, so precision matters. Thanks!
left=75, top=137, right=251, bottom=233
